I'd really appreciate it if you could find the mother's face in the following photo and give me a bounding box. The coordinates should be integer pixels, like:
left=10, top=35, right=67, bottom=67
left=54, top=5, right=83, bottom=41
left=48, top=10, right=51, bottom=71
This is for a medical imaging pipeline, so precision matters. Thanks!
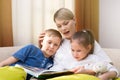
left=55, top=19, right=76, bottom=39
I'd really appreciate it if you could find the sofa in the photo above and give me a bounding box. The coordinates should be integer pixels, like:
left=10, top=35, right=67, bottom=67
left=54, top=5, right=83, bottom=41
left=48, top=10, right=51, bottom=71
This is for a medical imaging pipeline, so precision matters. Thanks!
left=0, top=46, right=120, bottom=78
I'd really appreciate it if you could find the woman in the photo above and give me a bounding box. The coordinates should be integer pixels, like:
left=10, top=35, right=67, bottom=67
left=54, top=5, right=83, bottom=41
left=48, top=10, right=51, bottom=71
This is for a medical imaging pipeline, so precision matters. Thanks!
left=39, top=8, right=117, bottom=80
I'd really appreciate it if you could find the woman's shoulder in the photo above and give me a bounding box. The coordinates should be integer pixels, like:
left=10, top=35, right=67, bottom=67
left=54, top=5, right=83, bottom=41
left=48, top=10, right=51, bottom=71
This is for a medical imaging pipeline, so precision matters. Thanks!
left=87, top=54, right=101, bottom=60
left=57, top=39, right=71, bottom=52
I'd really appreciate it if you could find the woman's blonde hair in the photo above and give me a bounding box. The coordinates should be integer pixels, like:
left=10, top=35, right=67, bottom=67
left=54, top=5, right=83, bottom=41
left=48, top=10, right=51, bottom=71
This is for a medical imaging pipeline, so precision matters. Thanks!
left=54, top=8, right=74, bottom=22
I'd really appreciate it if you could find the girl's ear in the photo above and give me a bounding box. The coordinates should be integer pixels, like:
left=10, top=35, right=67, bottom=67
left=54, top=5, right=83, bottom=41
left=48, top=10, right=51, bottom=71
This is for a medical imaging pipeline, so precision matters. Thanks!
left=87, top=44, right=92, bottom=51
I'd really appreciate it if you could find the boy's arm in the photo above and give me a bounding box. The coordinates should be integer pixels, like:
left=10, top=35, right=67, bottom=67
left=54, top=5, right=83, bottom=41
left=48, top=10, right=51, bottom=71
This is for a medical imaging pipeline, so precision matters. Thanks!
left=0, top=56, right=18, bottom=67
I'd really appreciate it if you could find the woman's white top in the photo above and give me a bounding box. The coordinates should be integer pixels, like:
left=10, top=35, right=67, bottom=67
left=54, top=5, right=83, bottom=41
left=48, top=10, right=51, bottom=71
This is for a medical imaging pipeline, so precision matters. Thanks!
left=51, top=52, right=119, bottom=76
left=50, top=39, right=119, bottom=76
left=54, top=39, right=112, bottom=66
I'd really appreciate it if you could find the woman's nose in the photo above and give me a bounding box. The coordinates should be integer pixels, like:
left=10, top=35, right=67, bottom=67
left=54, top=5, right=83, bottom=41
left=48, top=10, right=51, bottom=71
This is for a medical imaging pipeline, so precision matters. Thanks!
left=61, top=25, right=66, bottom=30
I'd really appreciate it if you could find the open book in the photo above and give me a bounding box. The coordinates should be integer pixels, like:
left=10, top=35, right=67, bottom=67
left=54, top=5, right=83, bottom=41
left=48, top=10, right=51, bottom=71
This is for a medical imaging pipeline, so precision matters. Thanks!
left=15, top=64, right=74, bottom=79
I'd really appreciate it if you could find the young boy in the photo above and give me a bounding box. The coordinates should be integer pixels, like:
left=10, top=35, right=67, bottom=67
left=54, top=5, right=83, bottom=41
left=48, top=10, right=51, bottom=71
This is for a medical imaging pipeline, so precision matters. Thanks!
left=0, top=29, right=62, bottom=80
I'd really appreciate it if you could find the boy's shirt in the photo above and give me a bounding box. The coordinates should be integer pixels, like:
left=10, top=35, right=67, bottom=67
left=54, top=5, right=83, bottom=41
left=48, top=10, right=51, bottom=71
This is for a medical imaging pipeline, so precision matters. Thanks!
left=11, top=44, right=53, bottom=69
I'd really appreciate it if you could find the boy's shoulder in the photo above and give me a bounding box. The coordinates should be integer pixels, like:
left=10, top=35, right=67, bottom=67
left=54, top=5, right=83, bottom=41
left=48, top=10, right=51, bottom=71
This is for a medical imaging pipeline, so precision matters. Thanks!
left=24, top=44, right=39, bottom=49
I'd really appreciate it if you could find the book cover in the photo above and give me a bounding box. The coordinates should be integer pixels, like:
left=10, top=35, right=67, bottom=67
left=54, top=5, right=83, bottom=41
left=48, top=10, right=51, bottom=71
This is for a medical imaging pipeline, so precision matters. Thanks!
left=15, top=64, right=74, bottom=79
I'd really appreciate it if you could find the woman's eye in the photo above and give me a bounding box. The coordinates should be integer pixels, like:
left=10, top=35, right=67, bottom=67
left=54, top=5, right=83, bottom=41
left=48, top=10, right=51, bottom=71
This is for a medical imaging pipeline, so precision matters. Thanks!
left=57, top=26, right=61, bottom=28
left=64, top=21, right=69, bottom=25
left=57, top=25, right=61, bottom=28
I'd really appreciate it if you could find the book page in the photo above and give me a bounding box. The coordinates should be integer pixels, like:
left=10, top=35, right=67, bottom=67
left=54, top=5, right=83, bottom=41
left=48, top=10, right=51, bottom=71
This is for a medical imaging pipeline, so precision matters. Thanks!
left=15, top=64, right=74, bottom=79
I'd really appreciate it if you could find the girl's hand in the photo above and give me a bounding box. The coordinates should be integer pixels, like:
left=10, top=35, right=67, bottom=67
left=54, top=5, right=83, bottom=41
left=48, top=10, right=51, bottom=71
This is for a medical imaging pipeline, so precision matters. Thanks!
left=38, top=32, right=45, bottom=48
left=70, top=66, right=96, bottom=75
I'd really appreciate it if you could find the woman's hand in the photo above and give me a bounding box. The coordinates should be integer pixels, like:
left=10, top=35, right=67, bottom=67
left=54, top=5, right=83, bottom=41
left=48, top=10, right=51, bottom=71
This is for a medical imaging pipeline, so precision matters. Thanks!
left=98, top=71, right=117, bottom=80
left=38, top=32, right=45, bottom=48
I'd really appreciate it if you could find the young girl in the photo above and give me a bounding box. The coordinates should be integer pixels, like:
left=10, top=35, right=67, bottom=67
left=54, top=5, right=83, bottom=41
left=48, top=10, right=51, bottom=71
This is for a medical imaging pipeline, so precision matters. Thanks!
left=51, top=30, right=119, bottom=80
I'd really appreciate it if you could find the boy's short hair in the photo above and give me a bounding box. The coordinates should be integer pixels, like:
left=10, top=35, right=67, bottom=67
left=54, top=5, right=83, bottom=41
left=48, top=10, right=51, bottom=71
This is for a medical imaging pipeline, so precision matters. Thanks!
left=45, top=29, right=62, bottom=40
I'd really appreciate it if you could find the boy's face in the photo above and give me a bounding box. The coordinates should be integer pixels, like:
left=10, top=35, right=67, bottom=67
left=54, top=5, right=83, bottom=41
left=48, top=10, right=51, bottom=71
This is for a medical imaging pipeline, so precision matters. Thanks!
left=71, top=39, right=91, bottom=61
left=41, top=35, right=61, bottom=57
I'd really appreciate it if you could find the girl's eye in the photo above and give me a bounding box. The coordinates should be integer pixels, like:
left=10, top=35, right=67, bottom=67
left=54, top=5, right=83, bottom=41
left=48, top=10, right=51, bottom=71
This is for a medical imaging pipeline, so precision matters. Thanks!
left=71, top=49, right=74, bottom=52
left=77, top=50, right=81, bottom=52
left=54, top=44, right=58, bottom=47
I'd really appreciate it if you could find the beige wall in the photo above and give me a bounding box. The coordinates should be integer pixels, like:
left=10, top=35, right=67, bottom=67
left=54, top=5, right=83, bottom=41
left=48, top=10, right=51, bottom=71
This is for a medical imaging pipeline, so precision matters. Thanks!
left=99, top=0, right=120, bottom=49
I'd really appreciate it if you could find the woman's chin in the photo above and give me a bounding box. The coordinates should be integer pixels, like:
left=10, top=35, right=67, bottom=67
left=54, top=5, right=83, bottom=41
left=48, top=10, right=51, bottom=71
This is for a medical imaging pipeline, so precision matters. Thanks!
left=64, top=35, right=71, bottom=39
left=65, top=37, right=71, bottom=40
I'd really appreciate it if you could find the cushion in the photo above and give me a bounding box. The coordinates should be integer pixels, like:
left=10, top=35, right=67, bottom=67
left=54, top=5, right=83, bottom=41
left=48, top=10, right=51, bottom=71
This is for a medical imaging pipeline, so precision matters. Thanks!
left=0, top=66, right=26, bottom=80
left=47, top=74, right=100, bottom=80
left=114, top=78, right=120, bottom=80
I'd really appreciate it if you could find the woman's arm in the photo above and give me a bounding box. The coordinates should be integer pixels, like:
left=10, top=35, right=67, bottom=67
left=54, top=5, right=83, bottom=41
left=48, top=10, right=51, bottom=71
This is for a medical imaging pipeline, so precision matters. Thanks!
left=98, top=71, right=117, bottom=80
left=98, top=62, right=119, bottom=80
left=38, top=32, right=45, bottom=48
left=0, top=56, right=18, bottom=67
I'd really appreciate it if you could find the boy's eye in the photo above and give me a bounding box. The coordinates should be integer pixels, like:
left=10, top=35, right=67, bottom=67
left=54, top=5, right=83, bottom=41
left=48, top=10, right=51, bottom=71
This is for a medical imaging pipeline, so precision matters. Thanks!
left=48, top=41, right=52, bottom=44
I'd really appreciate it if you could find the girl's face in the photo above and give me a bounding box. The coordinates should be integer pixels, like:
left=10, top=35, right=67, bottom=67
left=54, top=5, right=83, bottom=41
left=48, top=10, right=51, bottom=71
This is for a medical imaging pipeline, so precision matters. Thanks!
left=71, top=39, right=91, bottom=61
left=41, top=35, right=61, bottom=57
left=55, top=19, right=76, bottom=40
